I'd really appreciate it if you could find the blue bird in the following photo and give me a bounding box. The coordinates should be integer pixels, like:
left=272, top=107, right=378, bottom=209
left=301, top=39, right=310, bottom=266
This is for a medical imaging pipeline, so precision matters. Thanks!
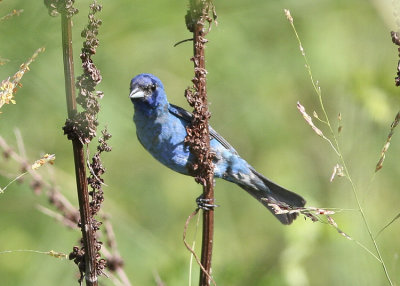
left=129, top=73, right=306, bottom=224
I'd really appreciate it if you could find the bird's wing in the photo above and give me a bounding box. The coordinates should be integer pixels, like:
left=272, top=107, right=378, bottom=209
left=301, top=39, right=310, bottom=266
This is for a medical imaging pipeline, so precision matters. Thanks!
left=168, top=103, right=193, bottom=121
left=168, top=103, right=238, bottom=155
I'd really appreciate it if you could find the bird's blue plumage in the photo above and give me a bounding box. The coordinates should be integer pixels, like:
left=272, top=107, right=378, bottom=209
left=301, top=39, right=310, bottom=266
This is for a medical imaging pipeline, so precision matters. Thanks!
left=129, top=73, right=305, bottom=224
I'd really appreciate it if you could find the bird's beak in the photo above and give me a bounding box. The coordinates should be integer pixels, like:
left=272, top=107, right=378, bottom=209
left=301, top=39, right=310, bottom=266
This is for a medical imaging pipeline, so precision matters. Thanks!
left=129, top=87, right=145, bottom=99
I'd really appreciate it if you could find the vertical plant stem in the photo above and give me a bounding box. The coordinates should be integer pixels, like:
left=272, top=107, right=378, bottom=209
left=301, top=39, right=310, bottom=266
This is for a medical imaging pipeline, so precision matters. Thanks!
left=185, top=1, right=215, bottom=285
left=199, top=191, right=214, bottom=286
left=61, top=13, right=77, bottom=118
left=194, top=22, right=214, bottom=286
left=61, top=12, right=98, bottom=286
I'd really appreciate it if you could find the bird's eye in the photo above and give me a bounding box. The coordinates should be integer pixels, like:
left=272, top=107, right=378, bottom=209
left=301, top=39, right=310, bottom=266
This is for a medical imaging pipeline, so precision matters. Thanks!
left=143, top=84, right=156, bottom=94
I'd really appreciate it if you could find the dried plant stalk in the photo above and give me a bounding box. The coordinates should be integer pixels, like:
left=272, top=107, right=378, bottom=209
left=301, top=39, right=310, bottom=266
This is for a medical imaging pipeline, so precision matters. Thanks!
left=184, top=1, right=216, bottom=285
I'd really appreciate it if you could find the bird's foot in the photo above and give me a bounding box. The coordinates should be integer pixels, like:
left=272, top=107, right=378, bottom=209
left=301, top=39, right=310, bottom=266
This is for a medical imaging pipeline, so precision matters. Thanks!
left=196, top=194, right=219, bottom=210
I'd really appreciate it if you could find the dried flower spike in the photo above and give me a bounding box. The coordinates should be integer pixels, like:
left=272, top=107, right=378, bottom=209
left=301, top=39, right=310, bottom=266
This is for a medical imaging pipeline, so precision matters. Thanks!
left=375, top=111, right=400, bottom=172
left=327, top=215, right=352, bottom=240
left=0, top=47, right=45, bottom=111
left=337, top=112, right=343, bottom=133
left=0, top=9, right=23, bottom=22
left=48, top=250, right=68, bottom=259
left=297, top=102, right=326, bottom=138
left=330, top=163, right=344, bottom=182
left=265, top=198, right=336, bottom=220
left=284, top=9, right=293, bottom=24
left=32, top=154, right=56, bottom=170
left=297, top=101, right=340, bottom=155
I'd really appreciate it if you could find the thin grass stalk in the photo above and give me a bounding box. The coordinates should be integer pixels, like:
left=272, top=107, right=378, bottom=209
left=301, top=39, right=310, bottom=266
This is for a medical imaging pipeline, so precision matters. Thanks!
left=285, top=9, right=393, bottom=285
left=309, top=36, right=393, bottom=286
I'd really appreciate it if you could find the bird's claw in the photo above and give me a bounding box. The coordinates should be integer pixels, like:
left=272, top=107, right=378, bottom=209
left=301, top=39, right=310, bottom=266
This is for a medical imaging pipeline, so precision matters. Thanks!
left=196, top=194, right=219, bottom=210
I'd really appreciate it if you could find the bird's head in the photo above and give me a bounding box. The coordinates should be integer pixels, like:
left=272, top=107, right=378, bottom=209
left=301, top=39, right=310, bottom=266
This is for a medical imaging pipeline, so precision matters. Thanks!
left=129, top=73, right=166, bottom=108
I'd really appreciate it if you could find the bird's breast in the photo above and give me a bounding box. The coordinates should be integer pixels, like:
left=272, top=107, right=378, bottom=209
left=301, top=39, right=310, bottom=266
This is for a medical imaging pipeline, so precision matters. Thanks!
left=134, top=108, right=191, bottom=175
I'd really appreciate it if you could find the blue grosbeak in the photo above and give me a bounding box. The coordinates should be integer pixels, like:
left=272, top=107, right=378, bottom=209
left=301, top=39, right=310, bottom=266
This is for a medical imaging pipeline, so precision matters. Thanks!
left=129, top=73, right=305, bottom=224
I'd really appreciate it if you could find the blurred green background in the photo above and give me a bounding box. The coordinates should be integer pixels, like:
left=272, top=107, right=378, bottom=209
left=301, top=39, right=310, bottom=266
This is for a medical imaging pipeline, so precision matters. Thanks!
left=1, top=0, right=399, bottom=285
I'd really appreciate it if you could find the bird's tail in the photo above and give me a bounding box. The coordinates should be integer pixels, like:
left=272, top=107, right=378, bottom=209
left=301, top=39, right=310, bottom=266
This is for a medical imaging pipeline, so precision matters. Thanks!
left=237, top=169, right=306, bottom=225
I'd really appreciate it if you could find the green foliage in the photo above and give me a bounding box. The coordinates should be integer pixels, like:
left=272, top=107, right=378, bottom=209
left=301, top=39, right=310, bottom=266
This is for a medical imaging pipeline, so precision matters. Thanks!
left=0, top=0, right=399, bottom=285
